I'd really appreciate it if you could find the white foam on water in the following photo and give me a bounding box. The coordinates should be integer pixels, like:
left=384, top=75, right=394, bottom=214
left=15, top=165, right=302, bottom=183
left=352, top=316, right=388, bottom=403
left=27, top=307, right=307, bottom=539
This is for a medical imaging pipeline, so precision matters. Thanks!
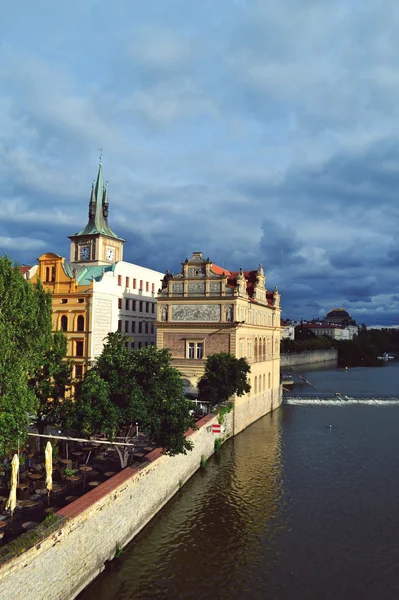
left=284, top=396, right=399, bottom=406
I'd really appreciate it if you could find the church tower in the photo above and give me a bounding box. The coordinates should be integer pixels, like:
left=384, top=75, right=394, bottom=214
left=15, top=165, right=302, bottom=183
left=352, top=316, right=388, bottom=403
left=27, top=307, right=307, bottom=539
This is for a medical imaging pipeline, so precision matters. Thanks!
left=69, top=159, right=125, bottom=265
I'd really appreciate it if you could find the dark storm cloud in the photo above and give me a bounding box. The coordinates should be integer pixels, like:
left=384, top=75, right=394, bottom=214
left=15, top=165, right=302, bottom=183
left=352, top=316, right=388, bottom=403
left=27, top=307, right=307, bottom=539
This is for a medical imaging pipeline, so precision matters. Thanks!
left=1, top=0, right=399, bottom=324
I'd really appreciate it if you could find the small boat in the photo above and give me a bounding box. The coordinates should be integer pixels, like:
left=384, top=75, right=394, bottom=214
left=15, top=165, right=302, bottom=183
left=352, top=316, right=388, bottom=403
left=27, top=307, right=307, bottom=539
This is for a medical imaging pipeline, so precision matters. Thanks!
left=377, top=353, right=395, bottom=361
left=281, top=373, right=294, bottom=387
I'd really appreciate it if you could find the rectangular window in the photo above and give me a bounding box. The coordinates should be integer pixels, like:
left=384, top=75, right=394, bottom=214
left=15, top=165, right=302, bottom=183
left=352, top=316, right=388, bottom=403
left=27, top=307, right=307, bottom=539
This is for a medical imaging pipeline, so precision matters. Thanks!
left=146, top=282, right=149, bottom=292
left=126, top=277, right=130, bottom=288
left=133, top=278, right=136, bottom=289
left=151, top=303, right=155, bottom=313
left=125, top=299, right=130, bottom=310
left=118, top=298, right=122, bottom=309
left=145, top=322, right=149, bottom=334
left=125, top=321, right=129, bottom=333
left=152, top=283, right=155, bottom=294
left=118, top=275, right=122, bottom=286
left=139, top=322, right=142, bottom=333
left=139, top=301, right=143, bottom=312
left=75, top=365, right=83, bottom=379
left=146, top=302, right=149, bottom=313
left=132, top=341, right=135, bottom=349
left=151, top=323, right=154, bottom=334
left=145, top=341, right=148, bottom=347
left=131, top=321, right=136, bottom=333
left=132, top=300, right=136, bottom=311
left=76, top=341, right=84, bottom=357
left=140, top=280, right=143, bottom=290
left=118, top=320, right=122, bottom=332
left=187, top=342, right=204, bottom=360
left=138, top=341, right=142, bottom=349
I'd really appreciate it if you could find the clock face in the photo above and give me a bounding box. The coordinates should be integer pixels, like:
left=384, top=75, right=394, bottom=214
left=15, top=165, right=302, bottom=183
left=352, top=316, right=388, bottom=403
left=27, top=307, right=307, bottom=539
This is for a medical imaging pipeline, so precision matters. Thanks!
left=80, top=246, right=90, bottom=260
left=106, top=247, right=115, bottom=262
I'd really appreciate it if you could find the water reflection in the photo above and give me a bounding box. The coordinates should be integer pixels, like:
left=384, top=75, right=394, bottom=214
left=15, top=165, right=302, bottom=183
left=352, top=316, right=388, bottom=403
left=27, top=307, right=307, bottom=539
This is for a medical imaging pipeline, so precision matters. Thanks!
left=80, top=411, right=286, bottom=600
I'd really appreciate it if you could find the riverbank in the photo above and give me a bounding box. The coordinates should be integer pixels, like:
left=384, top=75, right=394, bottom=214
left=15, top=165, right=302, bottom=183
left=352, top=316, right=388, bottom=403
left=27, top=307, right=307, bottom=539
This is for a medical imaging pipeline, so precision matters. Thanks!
left=281, top=348, right=337, bottom=367
left=0, top=387, right=282, bottom=600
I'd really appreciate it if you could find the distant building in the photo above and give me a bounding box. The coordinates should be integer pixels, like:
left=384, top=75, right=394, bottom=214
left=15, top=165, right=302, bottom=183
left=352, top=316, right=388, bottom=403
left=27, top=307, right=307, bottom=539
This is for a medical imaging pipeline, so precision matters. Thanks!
left=324, top=308, right=356, bottom=326
left=301, top=323, right=358, bottom=341
left=26, top=160, right=163, bottom=379
left=155, top=251, right=282, bottom=430
left=281, top=320, right=295, bottom=340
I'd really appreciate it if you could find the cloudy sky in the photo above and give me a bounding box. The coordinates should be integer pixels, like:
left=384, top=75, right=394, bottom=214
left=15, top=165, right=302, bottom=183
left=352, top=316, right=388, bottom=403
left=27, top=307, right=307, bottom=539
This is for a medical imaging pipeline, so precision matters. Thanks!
left=1, top=0, right=399, bottom=325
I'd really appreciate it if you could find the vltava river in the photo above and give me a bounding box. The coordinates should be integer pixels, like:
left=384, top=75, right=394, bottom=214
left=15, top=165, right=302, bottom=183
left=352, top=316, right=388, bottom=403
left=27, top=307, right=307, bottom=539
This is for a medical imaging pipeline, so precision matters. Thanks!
left=80, top=362, right=399, bottom=600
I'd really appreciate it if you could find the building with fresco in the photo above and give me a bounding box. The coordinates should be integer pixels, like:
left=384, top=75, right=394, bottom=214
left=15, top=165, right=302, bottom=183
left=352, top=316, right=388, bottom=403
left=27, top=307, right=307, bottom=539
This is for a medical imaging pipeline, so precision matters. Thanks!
left=155, top=252, right=282, bottom=432
left=25, top=160, right=163, bottom=378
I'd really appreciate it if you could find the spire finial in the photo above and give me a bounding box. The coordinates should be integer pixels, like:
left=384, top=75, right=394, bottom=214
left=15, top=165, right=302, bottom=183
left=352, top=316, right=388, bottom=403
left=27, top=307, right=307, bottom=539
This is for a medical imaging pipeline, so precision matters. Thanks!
left=98, top=148, right=103, bottom=165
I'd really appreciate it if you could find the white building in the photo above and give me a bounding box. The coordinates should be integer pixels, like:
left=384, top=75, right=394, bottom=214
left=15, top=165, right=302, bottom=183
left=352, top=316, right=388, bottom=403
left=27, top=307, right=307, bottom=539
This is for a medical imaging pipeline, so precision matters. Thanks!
left=90, top=261, right=164, bottom=356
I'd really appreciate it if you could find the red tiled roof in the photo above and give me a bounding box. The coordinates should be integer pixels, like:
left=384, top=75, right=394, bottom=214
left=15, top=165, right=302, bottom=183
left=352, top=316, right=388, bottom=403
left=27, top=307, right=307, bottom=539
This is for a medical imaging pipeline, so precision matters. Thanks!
left=302, top=323, right=344, bottom=329
left=19, top=265, right=32, bottom=274
left=211, top=263, right=231, bottom=276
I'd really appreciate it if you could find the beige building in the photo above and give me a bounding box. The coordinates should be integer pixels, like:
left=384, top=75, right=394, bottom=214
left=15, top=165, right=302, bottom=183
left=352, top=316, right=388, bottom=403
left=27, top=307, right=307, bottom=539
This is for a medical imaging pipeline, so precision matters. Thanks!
left=155, top=252, right=282, bottom=430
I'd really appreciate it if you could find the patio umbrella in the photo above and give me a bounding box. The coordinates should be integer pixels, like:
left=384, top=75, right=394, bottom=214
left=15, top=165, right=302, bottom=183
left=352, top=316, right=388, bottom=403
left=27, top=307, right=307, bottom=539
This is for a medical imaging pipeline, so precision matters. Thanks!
left=45, top=441, right=53, bottom=496
left=5, top=454, right=19, bottom=517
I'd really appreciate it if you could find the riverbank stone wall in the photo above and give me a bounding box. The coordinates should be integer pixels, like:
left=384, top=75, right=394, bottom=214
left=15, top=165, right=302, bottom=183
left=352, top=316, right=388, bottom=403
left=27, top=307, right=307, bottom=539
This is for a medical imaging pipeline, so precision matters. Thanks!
left=0, top=391, right=281, bottom=600
left=280, top=348, right=338, bottom=367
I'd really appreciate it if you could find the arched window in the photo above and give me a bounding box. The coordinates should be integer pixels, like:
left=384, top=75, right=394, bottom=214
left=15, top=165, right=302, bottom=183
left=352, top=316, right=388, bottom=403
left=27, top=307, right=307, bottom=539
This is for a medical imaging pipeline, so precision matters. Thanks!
left=77, top=315, right=84, bottom=332
left=268, top=373, right=271, bottom=388
left=263, top=338, right=266, bottom=360
left=45, top=267, right=50, bottom=282
left=51, top=266, right=55, bottom=282
left=263, top=374, right=266, bottom=391
left=61, top=315, right=68, bottom=332
left=254, top=376, right=257, bottom=394
left=254, top=338, right=258, bottom=361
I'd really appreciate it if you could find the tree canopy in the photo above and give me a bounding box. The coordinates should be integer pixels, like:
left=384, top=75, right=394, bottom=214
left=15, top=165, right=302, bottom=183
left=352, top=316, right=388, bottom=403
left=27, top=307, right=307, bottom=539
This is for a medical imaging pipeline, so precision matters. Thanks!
left=0, top=256, right=55, bottom=455
left=68, top=333, right=195, bottom=467
left=197, top=352, right=251, bottom=407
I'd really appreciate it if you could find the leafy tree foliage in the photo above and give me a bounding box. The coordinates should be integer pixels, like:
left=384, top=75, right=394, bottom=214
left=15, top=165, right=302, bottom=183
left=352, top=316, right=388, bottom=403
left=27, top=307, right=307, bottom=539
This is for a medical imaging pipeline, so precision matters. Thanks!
left=29, top=330, right=72, bottom=435
left=69, top=333, right=194, bottom=467
left=197, top=352, right=251, bottom=407
left=0, top=256, right=54, bottom=455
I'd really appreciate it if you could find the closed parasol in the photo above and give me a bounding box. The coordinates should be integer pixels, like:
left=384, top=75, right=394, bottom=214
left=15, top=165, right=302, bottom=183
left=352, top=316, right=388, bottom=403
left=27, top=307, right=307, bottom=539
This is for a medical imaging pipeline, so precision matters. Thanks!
left=45, top=441, right=53, bottom=495
left=5, top=454, right=19, bottom=517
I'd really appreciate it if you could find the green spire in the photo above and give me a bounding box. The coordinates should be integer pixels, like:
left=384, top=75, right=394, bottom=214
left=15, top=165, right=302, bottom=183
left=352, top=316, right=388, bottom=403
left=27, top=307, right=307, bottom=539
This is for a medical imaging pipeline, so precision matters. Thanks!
left=73, top=161, right=122, bottom=240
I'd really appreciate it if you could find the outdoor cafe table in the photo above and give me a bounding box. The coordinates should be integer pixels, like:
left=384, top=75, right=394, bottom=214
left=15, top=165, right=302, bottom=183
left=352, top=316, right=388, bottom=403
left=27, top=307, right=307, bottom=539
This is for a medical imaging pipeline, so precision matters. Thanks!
left=0, top=521, right=7, bottom=530
left=22, top=521, right=39, bottom=531
left=59, top=458, right=72, bottom=468
left=104, top=471, right=116, bottom=478
left=88, top=481, right=100, bottom=488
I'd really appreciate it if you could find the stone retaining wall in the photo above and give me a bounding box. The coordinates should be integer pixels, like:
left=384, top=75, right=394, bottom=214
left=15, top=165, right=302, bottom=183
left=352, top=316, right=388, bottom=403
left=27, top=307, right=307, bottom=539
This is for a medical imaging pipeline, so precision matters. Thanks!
left=0, top=392, right=281, bottom=600
left=280, top=349, right=338, bottom=367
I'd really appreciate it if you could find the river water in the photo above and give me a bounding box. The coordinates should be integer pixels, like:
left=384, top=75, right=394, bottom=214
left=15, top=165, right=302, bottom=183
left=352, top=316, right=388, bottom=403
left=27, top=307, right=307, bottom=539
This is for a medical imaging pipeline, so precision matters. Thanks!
left=80, top=361, right=399, bottom=600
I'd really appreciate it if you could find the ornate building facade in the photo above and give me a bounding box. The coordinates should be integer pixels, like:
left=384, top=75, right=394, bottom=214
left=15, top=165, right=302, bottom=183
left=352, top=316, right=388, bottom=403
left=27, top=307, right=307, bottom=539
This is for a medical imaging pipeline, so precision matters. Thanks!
left=156, top=252, right=282, bottom=433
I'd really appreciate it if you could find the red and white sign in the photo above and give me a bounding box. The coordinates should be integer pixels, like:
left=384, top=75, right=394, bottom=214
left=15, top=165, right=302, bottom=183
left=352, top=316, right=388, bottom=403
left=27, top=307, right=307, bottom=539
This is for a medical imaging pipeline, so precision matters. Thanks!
left=211, top=424, right=222, bottom=434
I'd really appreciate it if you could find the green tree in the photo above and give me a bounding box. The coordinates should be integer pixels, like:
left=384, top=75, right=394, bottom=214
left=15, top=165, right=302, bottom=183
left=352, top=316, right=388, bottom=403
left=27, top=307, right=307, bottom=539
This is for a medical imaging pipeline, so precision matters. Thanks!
left=0, top=256, right=54, bottom=455
left=197, top=352, right=251, bottom=407
left=68, top=333, right=194, bottom=467
left=29, top=330, right=73, bottom=436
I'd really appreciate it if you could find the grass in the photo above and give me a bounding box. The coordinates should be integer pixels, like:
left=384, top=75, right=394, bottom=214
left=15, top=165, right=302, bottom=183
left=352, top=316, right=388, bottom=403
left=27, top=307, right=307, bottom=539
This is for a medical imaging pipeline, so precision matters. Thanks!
left=114, top=542, right=124, bottom=559
left=214, top=437, right=223, bottom=453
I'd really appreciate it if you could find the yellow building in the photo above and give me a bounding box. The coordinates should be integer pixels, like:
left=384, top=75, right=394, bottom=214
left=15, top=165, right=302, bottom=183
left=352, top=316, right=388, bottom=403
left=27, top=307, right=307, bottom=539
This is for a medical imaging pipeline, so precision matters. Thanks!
left=29, top=253, right=93, bottom=378
left=156, top=252, right=282, bottom=433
